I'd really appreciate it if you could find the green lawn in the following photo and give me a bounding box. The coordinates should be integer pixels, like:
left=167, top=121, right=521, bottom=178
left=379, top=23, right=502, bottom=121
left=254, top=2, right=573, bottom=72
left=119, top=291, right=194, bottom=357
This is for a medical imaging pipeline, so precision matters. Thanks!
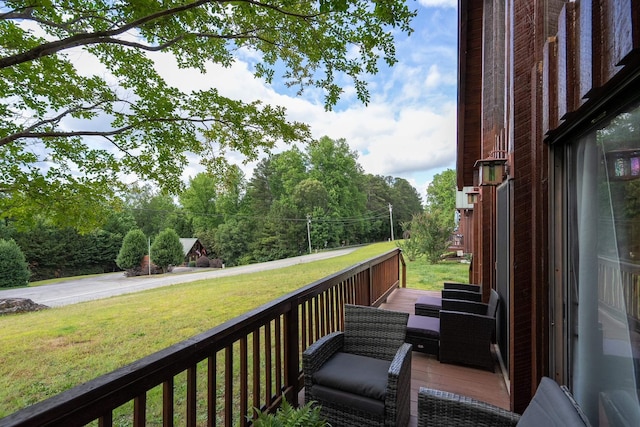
left=404, top=257, right=470, bottom=290
left=0, top=242, right=469, bottom=417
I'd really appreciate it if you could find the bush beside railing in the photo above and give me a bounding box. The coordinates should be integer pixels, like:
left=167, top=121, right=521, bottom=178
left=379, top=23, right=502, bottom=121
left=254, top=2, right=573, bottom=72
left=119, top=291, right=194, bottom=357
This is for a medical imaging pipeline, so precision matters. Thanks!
left=0, top=248, right=405, bottom=427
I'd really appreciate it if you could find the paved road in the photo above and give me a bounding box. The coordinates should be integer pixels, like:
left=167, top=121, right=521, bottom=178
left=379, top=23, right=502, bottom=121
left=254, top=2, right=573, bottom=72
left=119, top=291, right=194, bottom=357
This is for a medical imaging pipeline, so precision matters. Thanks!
left=0, top=249, right=357, bottom=307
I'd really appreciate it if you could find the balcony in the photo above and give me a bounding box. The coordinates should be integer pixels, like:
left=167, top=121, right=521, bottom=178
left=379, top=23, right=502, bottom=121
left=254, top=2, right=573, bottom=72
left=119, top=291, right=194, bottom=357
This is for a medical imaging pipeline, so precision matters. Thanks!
left=379, top=288, right=510, bottom=426
left=0, top=249, right=509, bottom=426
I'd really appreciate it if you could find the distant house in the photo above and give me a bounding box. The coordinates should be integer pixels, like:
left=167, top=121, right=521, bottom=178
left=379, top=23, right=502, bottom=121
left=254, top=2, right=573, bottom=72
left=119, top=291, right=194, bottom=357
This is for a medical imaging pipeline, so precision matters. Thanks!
left=179, top=238, right=207, bottom=265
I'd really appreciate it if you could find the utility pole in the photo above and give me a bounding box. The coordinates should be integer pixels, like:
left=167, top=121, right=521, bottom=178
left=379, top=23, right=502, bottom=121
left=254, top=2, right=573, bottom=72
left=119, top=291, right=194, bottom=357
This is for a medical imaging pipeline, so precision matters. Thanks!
left=306, top=214, right=312, bottom=254
left=148, top=237, right=152, bottom=275
left=388, top=203, right=394, bottom=241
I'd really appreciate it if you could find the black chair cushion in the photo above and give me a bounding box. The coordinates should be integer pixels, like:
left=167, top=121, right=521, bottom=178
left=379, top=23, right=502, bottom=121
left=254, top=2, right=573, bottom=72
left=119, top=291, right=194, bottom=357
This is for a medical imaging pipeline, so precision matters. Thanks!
left=415, top=295, right=442, bottom=309
left=312, top=352, right=391, bottom=401
left=415, top=296, right=442, bottom=317
left=407, top=314, right=440, bottom=339
left=518, top=377, right=590, bottom=426
left=311, top=384, right=385, bottom=416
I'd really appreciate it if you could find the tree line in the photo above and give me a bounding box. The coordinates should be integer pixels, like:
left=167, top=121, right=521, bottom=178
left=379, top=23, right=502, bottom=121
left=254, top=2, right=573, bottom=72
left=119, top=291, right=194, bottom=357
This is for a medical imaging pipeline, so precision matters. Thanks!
left=0, top=136, right=427, bottom=282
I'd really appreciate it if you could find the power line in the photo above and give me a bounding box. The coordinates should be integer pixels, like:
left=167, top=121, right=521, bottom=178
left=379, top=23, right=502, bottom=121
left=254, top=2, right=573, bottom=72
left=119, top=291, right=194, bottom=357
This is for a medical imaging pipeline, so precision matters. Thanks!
left=124, top=206, right=391, bottom=225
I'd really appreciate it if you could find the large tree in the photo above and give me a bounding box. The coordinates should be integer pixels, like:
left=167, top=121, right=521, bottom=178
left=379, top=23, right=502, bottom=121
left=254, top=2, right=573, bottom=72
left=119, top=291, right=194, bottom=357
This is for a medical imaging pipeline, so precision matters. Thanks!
left=425, top=168, right=457, bottom=234
left=0, top=0, right=415, bottom=231
left=308, top=136, right=367, bottom=245
left=123, top=183, right=180, bottom=237
left=179, top=173, right=222, bottom=232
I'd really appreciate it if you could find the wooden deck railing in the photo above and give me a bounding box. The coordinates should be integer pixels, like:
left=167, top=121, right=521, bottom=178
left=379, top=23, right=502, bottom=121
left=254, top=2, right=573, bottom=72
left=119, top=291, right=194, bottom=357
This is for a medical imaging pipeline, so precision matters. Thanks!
left=598, top=255, right=640, bottom=331
left=0, top=248, right=405, bottom=427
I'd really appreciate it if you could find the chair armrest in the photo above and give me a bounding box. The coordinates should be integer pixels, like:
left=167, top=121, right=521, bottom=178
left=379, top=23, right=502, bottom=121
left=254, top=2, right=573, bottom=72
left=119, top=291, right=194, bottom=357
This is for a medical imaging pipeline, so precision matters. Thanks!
left=418, top=387, right=520, bottom=427
left=442, top=289, right=482, bottom=302
left=386, top=343, right=412, bottom=427
left=302, top=332, right=344, bottom=392
left=443, top=282, right=481, bottom=293
left=441, top=299, right=487, bottom=314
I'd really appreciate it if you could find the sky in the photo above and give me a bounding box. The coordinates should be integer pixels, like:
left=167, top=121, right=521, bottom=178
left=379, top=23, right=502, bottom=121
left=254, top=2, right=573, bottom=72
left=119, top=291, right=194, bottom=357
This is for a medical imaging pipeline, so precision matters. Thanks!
left=155, top=0, right=459, bottom=199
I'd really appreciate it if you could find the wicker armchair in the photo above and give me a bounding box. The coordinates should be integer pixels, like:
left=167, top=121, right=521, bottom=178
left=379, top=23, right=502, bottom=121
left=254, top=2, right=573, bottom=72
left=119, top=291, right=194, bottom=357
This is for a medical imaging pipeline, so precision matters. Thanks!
left=418, top=377, right=591, bottom=427
left=415, top=284, right=482, bottom=318
left=303, top=304, right=412, bottom=427
left=438, top=289, right=499, bottom=371
left=443, top=282, right=482, bottom=293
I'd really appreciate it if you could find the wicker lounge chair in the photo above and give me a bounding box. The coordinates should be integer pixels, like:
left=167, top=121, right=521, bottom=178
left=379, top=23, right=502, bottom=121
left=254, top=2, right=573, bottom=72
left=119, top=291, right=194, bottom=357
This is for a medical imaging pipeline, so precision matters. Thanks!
left=303, top=304, right=412, bottom=427
left=414, top=284, right=482, bottom=318
left=442, top=282, right=482, bottom=292
left=417, top=376, right=591, bottom=426
left=407, top=289, right=499, bottom=371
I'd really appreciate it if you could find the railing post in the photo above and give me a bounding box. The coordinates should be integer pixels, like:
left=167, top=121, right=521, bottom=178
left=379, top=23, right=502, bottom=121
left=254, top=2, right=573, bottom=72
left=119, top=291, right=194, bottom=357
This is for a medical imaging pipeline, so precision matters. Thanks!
left=400, top=251, right=406, bottom=288
left=368, top=265, right=374, bottom=306
left=283, top=304, right=300, bottom=406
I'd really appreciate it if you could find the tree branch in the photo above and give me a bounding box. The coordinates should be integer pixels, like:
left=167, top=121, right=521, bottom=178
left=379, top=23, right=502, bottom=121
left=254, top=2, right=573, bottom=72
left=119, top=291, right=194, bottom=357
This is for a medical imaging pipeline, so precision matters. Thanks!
left=2, top=100, right=114, bottom=146
left=0, top=0, right=318, bottom=69
left=93, top=29, right=275, bottom=53
left=0, top=8, right=118, bottom=32
left=1, top=115, right=237, bottom=147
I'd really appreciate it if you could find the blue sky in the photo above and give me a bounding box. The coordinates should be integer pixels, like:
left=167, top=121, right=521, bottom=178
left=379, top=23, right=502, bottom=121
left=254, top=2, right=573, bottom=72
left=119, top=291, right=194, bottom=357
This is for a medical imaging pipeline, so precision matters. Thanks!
left=153, top=0, right=459, bottom=198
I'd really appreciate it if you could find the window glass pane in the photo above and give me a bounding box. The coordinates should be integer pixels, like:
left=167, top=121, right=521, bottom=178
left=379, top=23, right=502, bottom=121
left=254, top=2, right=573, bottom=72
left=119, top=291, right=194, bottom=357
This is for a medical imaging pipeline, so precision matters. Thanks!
left=571, top=103, right=640, bottom=426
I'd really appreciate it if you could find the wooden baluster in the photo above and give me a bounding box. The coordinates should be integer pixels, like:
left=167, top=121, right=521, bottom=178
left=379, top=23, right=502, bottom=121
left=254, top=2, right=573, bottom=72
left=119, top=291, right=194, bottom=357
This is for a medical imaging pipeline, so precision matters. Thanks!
left=133, top=393, right=146, bottom=427
left=163, top=378, right=174, bottom=427
left=207, top=354, right=216, bottom=427
left=265, top=321, right=273, bottom=406
left=187, top=366, right=197, bottom=427
left=225, top=346, right=233, bottom=427
left=240, top=336, right=248, bottom=426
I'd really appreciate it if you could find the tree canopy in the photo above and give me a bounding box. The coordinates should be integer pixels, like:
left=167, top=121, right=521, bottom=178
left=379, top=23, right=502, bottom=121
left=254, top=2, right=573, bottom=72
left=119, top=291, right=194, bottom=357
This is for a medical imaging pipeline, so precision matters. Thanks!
left=0, top=0, right=416, bottom=231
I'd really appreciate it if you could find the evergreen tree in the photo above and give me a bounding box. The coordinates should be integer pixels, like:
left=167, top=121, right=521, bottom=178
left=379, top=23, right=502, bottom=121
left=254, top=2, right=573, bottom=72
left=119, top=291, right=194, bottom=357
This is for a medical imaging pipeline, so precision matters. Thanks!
left=215, top=219, right=254, bottom=266
left=0, top=239, right=30, bottom=288
left=116, top=229, right=148, bottom=272
left=151, top=229, right=185, bottom=273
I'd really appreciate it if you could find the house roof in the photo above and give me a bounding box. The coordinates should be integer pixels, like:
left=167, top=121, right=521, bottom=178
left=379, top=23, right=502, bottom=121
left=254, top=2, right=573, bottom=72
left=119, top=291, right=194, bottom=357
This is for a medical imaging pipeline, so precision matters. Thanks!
left=179, top=238, right=200, bottom=256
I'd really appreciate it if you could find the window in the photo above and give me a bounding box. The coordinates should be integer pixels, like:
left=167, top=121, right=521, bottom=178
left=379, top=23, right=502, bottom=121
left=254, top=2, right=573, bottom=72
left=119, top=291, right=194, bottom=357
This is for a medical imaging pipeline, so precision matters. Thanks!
left=566, top=102, right=640, bottom=425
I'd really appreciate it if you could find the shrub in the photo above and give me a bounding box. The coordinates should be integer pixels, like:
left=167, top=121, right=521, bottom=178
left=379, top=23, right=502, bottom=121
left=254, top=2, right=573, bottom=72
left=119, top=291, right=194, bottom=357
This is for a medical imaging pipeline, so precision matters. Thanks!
left=209, top=258, right=223, bottom=268
left=195, top=255, right=210, bottom=268
left=0, top=239, right=31, bottom=288
left=251, top=399, right=326, bottom=427
left=116, top=229, right=147, bottom=272
left=150, top=228, right=184, bottom=273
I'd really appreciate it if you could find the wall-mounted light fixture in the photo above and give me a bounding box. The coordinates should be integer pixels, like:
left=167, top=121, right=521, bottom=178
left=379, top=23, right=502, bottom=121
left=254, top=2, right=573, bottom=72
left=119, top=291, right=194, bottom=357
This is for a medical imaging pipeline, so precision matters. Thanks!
left=605, top=148, right=640, bottom=180
left=474, top=157, right=507, bottom=186
left=466, top=187, right=480, bottom=204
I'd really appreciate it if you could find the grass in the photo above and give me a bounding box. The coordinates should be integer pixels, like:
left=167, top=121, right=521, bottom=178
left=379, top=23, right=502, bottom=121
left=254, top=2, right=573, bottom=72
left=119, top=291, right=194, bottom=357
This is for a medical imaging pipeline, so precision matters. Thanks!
left=404, top=258, right=470, bottom=290
left=0, top=242, right=469, bottom=418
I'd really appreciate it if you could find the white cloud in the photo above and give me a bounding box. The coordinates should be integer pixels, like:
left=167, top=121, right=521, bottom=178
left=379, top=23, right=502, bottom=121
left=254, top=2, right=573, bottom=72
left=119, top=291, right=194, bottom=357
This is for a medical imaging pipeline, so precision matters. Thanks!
left=418, top=0, right=457, bottom=8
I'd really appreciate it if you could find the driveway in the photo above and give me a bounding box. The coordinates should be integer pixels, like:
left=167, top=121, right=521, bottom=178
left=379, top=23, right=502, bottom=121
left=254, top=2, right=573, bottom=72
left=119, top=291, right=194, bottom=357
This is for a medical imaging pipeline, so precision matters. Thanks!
left=0, top=249, right=357, bottom=307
